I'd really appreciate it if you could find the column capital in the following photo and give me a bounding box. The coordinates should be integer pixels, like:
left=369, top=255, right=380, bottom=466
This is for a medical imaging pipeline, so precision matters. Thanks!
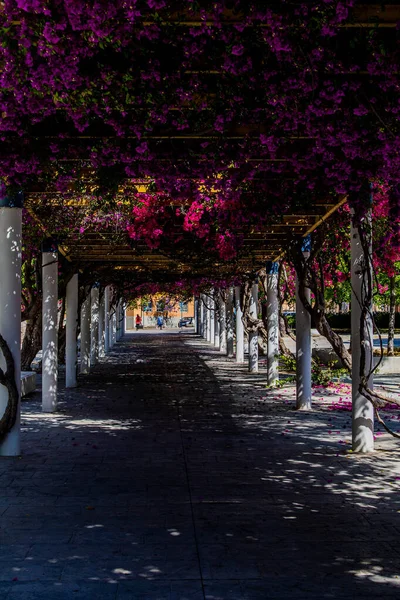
left=0, top=190, right=23, bottom=208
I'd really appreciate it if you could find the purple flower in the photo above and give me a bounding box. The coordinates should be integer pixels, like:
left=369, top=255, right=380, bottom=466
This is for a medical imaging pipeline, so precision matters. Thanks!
left=136, top=142, right=148, bottom=155
left=353, top=106, right=368, bottom=117
left=231, top=45, right=244, bottom=56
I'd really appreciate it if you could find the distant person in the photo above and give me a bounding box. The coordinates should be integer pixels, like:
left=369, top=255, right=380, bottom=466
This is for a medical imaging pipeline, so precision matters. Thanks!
left=157, top=315, right=164, bottom=330
left=135, top=314, right=142, bottom=330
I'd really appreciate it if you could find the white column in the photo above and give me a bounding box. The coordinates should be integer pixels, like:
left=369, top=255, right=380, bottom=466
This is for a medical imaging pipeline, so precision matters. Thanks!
left=98, top=290, right=105, bottom=357
left=214, top=298, right=220, bottom=348
left=42, top=242, right=58, bottom=412
left=235, top=286, right=244, bottom=363
left=351, top=210, right=374, bottom=452
left=248, top=282, right=258, bottom=372
left=66, top=274, right=78, bottom=388
left=110, top=311, right=116, bottom=346
left=226, top=288, right=234, bottom=358
left=90, top=286, right=99, bottom=366
left=204, top=298, right=209, bottom=340
left=206, top=298, right=212, bottom=342
left=194, top=299, right=199, bottom=334
left=219, top=295, right=227, bottom=353
left=296, top=240, right=312, bottom=410
left=209, top=296, right=215, bottom=343
left=116, top=303, right=120, bottom=341
left=199, top=297, right=204, bottom=337
left=104, top=286, right=110, bottom=353
left=80, top=292, right=91, bottom=374
left=267, top=263, right=279, bottom=386
left=121, top=303, right=125, bottom=337
left=0, top=194, right=22, bottom=455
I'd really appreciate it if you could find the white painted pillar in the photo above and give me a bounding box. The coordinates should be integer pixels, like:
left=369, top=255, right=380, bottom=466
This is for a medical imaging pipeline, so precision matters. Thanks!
left=104, top=286, right=110, bottom=353
left=116, top=303, right=120, bottom=341
left=226, top=288, right=234, bottom=358
left=80, top=292, right=91, bottom=374
left=108, top=311, right=113, bottom=349
left=296, top=239, right=312, bottom=410
left=267, top=263, right=279, bottom=386
left=121, top=303, right=125, bottom=338
left=199, top=297, right=204, bottom=337
left=214, top=298, right=220, bottom=349
left=248, top=282, right=259, bottom=372
left=98, top=290, right=105, bottom=357
left=219, top=295, right=227, bottom=353
left=118, top=302, right=122, bottom=339
left=42, top=241, right=58, bottom=412
left=0, top=193, right=23, bottom=455
left=204, top=298, right=209, bottom=340
left=351, top=210, right=374, bottom=452
left=112, top=311, right=117, bottom=346
left=209, top=296, right=215, bottom=344
left=206, top=297, right=212, bottom=342
left=90, top=286, right=99, bottom=366
left=235, top=286, right=244, bottom=363
left=194, top=299, right=199, bottom=334
left=66, top=274, right=78, bottom=388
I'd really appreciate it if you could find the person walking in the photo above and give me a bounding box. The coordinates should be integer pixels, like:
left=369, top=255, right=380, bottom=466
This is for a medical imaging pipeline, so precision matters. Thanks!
left=135, top=314, right=142, bottom=330
left=157, top=315, right=163, bottom=330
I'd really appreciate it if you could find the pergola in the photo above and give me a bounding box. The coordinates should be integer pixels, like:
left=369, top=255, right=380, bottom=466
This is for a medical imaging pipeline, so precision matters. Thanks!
left=1, top=2, right=399, bottom=457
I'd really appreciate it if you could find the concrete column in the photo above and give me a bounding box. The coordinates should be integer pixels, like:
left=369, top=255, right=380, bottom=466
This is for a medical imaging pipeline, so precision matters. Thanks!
left=80, top=292, right=91, bottom=374
left=104, top=286, right=110, bottom=353
left=109, top=311, right=113, bottom=348
left=199, top=297, right=204, bottom=337
left=267, top=262, right=279, bottom=386
left=204, top=298, right=209, bottom=340
left=194, top=299, right=199, bottom=334
left=235, top=286, right=244, bottom=363
left=206, top=297, right=212, bottom=342
left=209, top=296, right=215, bottom=344
left=66, top=274, right=78, bottom=388
left=296, top=238, right=312, bottom=410
left=248, top=282, right=259, bottom=372
left=116, top=302, right=120, bottom=341
left=214, top=298, right=220, bottom=349
left=351, top=210, right=374, bottom=452
left=219, top=295, right=227, bottom=353
left=121, top=303, right=125, bottom=337
left=118, top=302, right=123, bottom=339
left=0, top=192, right=23, bottom=455
left=90, top=286, right=99, bottom=366
left=112, top=311, right=117, bottom=346
left=98, top=290, right=105, bottom=357
left=226, top=288, right=234, bottom=358
left=42, top=241, right=58, bottom=412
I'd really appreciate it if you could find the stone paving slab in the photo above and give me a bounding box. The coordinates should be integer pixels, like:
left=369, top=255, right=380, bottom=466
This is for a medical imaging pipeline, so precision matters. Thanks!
left=1, top=331, right=400, bottom=598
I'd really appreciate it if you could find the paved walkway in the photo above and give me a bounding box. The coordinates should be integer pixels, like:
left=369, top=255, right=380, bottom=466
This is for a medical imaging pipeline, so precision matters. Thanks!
left=1, top=332, right=400, bottom=599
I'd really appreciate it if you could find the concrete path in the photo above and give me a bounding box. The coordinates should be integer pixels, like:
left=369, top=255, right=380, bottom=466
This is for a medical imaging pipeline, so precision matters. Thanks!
left=1, top=332, right=400, bottom=599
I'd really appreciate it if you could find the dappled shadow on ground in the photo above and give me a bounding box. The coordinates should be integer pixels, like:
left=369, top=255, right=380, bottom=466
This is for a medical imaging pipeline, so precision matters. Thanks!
left=0, top=332, right=400, bottom=598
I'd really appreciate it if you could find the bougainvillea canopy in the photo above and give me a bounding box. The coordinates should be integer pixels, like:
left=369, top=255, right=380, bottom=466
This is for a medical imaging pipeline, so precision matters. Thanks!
left=2, top=1, right=399, bottom=286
